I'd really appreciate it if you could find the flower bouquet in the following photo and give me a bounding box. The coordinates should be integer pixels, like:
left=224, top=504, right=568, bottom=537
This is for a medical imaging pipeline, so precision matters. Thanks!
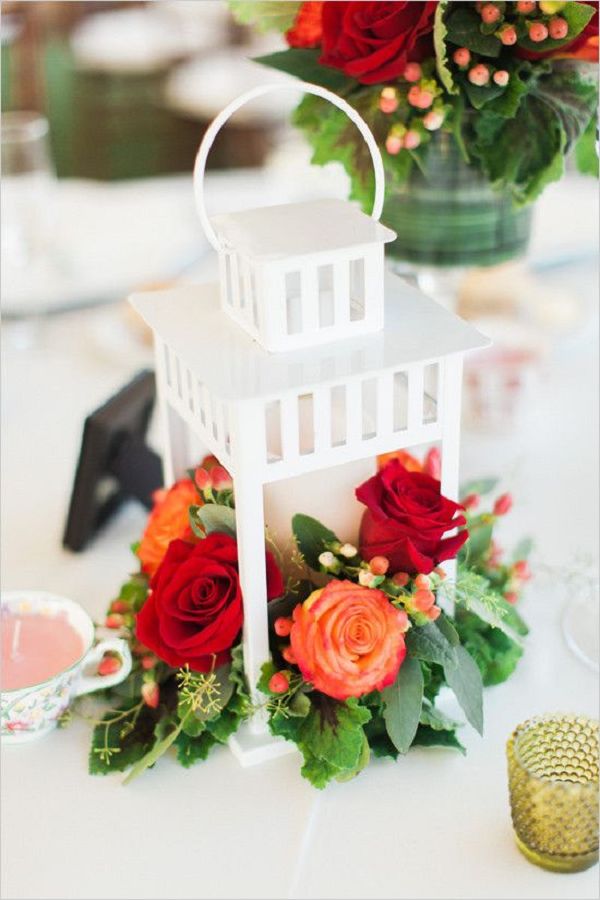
left=232, top=0, right=598, bottom=266
left=82, top=451, right=532, bottom=789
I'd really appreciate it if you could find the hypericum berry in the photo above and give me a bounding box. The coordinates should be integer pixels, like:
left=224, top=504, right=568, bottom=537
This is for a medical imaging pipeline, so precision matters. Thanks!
left=403, top=130, right=422, bottom=150
left=415, top=574, right=431, bottom=590
left=493, top=492, right=513, bottom=516
left=528, top=21, right=549, bottom=42
left=392, top=571, right=410, bottom=587
left=504, top=591, right=518, bottom=605
left=403, top=62, right=422, bottom=82
left=499, top=25, right=517, bottom=44
left=413, top=589, right=436, bottom=612
left=517, top=0, right=537, bottom=12
left=462, top=493, right=480, bottom=511
left=379, top=87, right=399, bottom=114
left=110, top=599, right=129, bottom=614
left=386, top=134, right=404, bottom=155
left=427, top=606, right=442, bottom=621
left=210, top=465, right=232, bottom=491
left=105, top=613, right=124, bottom=629
left=194, top=466, right=212, bottom=491
left=141, top=654, right=157, bottom=670
left=268, top=672, right=289, bottom=694
left=370, top=555, right=390, bottom=576
left=481, top=3, right=502, bottom=24
left=98, top=655, right=121, bottom=676
left=282, top=646, right=297, bottom=665
left=493, top=70, right=510, bottom=86
left=513, top=560, right=532, bottom=581
left=407, top=85, right=422, bottom=107
left=548, top=16, right=568, bottom=39
left=318, top=550, right=336, bottom=568
left=359, top=570, right=377, bottom=588
left=141, top=681, right=160, bottom=708
left=423, top=109, right=445, bottom=131
left=453, top=47, right=471, bottom=67
left=416, top=90, right=434, bottom=110
left=468, top=64, right=490, bottom=86
left=489, top=539, right=503, bottom=566
left=274, top=616, right=293, bottom=637
left=339, top=543, right=358, bottom=558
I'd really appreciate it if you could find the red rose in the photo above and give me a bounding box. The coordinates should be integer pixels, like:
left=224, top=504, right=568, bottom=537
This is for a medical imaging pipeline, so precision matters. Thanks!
left=356, top=459, right=467, bottom=574
left=319, top=1, right=437, bottom=85
left=136, top=533, right=284, bottom=672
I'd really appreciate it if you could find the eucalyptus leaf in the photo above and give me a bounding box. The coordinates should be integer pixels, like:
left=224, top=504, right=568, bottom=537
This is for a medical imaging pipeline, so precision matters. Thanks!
left=198, top=504, right=237, bottom=537
left=420, top=700, right=462, bottom=732
left=382, top=657, right=424, bottom=755
left=406, top=622, right=456, bottom=669
left=444, top=646, right=484, bottom=736
left=412, top=724, right=466, bottom=755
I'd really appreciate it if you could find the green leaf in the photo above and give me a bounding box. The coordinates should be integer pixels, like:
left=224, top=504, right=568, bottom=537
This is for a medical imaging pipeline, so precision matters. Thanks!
left=445, top=5, right=502, bottom=56
left=257, top=660, right=278, bottom=694
left=122, top=720, right=183, bottom=784
left=575, top=115, right=599, bottom=177
left=533, top=62, right=599, bottom=149
left=436, top=614, right=460, bottom=647
left=463, top=521, right=493, bottom=566
left=484, top=63, right=535, bottom=119
left=255, top=48, right=354, bottom=92
left=197, top=504, right=237, bottom=537
left=510, top=536, right=534, bottom=563
left=300, top=753, right=342, bottom=789
left=411, top=724, right=466, bottom=754
left=301, top=696, right=371, bottom=771
left=460, top=477, right=499, bottom=497
left=335, top=733, right=371, bottom=783
left=289, top=691, right=311, bottom=718
left=444, top=645, right=484, bottom=736
left=89, top=702, right=159, bottom=775
left=434, top=1, right=458, bottom=95
left=463, top=79, right=507, bottom=111
left=406, top=622, right=456, bottom=669
left=292, top=513, right=339, bottom=571
left=420, top=700, right=462, bottom=732
left=382, top=657, right=424, bottom=754
left=174, top=731, right=217, bottom=768
left=229, top=1, right=300, bottom=33
left=455, top=615, right=524, bottom=686
left=205, top=708, right=242, bottom=743
left=517, top=2, right=596, bottom=53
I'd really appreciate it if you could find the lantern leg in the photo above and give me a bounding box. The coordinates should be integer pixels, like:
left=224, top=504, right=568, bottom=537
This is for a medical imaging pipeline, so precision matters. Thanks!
left=440, top=355, right=464, bottom=586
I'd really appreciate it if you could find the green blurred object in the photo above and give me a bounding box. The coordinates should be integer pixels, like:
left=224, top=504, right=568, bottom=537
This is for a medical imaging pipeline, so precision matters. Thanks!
left=384, top=131, right=533, bottom=268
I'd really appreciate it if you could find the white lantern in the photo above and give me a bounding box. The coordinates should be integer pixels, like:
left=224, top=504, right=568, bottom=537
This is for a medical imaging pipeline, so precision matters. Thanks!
left=130, top=83, right=489, bottom=766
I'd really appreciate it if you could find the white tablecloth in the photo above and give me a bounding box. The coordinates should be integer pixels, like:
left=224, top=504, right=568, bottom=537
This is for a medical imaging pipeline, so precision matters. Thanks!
left=1, top=173, right=598, bottom=900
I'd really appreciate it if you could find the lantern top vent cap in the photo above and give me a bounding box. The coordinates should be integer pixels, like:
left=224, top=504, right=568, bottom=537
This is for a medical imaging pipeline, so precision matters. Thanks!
left=210, top=198, right=396, bottom=262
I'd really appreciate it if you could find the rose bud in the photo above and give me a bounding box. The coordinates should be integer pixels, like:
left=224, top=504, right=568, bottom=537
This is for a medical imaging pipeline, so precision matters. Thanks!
left=427, top=606, right=442, bottom=621
left=404, top=130, right=422, bottom=150
left=513, top=560, right=532, bottom=581
left=493, top=492, right=513, bottom=516
left=392, top=572, right=410, bottom=587
left=110, top=599, right=129, bottom=614
left=379, top=87, right=399, bottom=114
left=493, top=70, right=510, bottom=86
left=453, top=47, right=471, bottom=67
left=416, top=91, right=434, bottom=110
left=105, top=613, right=124, bottom=629
left=517, top=0, right=537, bottom=12
left=268, top=672, right=289, bottom=694
left=407, top=85, right=422, bottom=107
left=481, top=3, right=502, bottom=24
left=386, top=134, right=404, bottom=155
left=504, top=591, right=518, bottom=605
left=339, top=543, right=358, bottom=558
left=469, top=64, right=491, bottom=86
left=403, top=62, right=422, bottom=82
left=282, top=646, right=297, bottom=665
left=210, top=465, right=232, bottom=491
left=413, top=589, right=436, bottom=612
left=141, top=654, right=157, bottom=670
left=462, top=493, right=480, bottom=511
left=141, top=681, right=160, bottom=708
left=415, top=574, right=431, bottom=590
left=499, top=25, right=517, bottom=45
left=274, top=616, right=293, bottom=637
left=548, top=16, right=568, bottom=39
left=423, top=109, right=445, bottom=131
left=194, top=466, right=212, bottom=491
left=370, top=556, right=390, bottom=576
left=98, top=655, right=121, bottom=677
left=528, top=21, right=549, bottom=41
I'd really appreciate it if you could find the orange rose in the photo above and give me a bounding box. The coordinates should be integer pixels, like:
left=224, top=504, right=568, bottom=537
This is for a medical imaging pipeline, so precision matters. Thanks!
left=138, top=479, right=200, bottom=577
left=290, top=580, right=407, bottom=701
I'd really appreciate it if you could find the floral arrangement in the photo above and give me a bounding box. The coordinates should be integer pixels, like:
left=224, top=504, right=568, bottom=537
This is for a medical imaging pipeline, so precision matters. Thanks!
left=81, top=450, right=532, bottom=789
left=231, top=0, right=598, bottom=208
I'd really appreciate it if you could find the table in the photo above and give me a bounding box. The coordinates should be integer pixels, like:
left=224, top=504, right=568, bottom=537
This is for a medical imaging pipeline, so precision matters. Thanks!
left=1, top=173, right=598, bottom=900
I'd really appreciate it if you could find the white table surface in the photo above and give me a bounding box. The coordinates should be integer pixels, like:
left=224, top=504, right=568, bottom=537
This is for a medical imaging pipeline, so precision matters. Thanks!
left=1, top=172, right=599, bottom=900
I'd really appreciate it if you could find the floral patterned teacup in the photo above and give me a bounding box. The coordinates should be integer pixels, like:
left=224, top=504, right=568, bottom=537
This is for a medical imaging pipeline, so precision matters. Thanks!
left=1, top=591, right=132, bottom=743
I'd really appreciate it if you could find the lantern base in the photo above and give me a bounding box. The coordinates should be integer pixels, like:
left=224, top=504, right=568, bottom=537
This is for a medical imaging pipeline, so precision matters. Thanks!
left=228, top=721, right=298, bottom=767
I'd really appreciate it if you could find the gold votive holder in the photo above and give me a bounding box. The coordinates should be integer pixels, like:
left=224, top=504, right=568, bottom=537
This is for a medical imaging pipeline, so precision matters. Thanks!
left=507, top=714, right=599, bottom=873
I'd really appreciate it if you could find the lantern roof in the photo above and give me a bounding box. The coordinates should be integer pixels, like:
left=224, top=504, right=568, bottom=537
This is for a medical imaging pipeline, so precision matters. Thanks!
left=131, top=271, right=489, bottom=402
left=210, top=198, right=396, bottom=261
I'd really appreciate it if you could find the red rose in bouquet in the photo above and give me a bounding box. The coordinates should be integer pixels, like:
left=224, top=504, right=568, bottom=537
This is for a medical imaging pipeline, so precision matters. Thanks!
left=356, top=458, right=467, bottom=574
left=319, top=1, right=437, bottom=84
left=136, top=533, right=284, bottom=672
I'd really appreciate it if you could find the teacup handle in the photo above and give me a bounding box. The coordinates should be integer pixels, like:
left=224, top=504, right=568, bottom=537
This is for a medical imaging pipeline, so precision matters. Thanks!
left=75, top=639, right=133, bottom=696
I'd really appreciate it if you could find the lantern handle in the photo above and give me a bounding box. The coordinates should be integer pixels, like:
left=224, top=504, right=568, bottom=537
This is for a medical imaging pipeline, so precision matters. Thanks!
left=193, top=81, right=386, bottom=253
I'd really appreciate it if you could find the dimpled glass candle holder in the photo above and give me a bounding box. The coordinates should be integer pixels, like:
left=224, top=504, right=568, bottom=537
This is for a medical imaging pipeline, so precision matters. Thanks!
left=507, top=715, right=599, bottom=873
